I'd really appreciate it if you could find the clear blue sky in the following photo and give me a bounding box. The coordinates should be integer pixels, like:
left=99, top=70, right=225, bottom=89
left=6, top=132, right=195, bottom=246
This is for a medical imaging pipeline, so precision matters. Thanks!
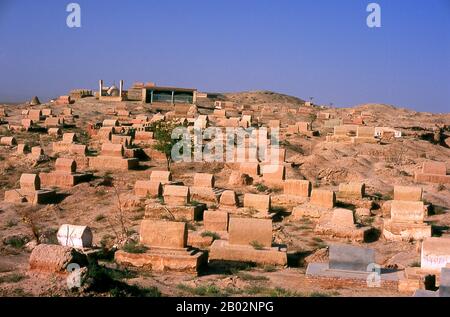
left=0, top=0, right=449, bottom=113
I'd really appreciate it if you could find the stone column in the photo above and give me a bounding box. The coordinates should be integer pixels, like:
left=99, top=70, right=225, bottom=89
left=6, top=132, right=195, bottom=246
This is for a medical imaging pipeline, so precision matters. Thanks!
left=99, top=80, right=103, bottom=97
left=119, top=80, right=124, bottom=97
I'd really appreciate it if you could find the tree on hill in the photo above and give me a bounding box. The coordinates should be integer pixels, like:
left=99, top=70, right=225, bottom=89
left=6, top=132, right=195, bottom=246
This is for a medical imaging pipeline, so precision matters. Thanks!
left=308, top=113, right=318, bottom=130
left=150, top=120, right=187, bottom=171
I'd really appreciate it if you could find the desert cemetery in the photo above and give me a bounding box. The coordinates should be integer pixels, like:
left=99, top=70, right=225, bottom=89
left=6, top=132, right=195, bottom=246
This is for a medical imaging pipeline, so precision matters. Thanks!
left=0, top=81, right=450, bottom=297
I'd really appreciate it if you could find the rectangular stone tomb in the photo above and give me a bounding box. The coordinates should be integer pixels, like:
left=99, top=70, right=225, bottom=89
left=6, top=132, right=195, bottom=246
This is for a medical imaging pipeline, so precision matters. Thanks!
left=40, top=158, right=92, bottom=188
left=4, top=174, right=56, bottom=205
left=193, top=173, right=215, bottom=188
left=209, top=217, right=287, bottom=266
left=314, top=209, right=372, bottom=242
left=140, top=220, right=187, bottom=249
left=415, top=161, right=450, bottom=184
left=305, top=262, right=399, bottom=289
left=209, top=240, right=287, bottom=266
left=114, top=220, right=207, bottom=275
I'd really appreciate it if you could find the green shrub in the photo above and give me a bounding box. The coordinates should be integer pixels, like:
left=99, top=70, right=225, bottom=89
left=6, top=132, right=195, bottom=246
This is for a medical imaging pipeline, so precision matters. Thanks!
left=250, top=240, right=265, bottom=250
left=255, top=183, right=268, bottom=192
left=0, top=273, right=26, bottom=284
left=95, top=214, right=106, bottom=222
left=122, top=242, right=148, bottom=254
left=201, top=231, right=220, bottom=240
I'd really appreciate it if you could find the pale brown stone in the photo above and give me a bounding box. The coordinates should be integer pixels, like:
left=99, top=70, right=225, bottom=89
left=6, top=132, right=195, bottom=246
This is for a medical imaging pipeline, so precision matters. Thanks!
left=310, top=189, right=336, bottom=209
left=0, top=136, right=16, bottom=146
left=150, top=171, right=172, bottom=184
left=101, top=143, right=124, bottom=157
left=29, top=244, right=87, bottom=273
left=229, top=217, right=272, bottom=248
left=55, top=158, right=77, bottom=173
left=421, top=237, right=450, bottom=271
left=135, top=180, right=162, bottom=198
left=284, top=179, right=311, bottom=197
left=338, top=182, right=365, bottom=199
left=62, top=133, right=77, bottom=144
left=262, top=164, right=285, bottom=183
left=103, top=119, right=119, bottom=127
left=17, top=144, right=30, bottom=154
left=219, top=190, right=238, bottom=207
left=243, top=193, right=271, bottom=213
left=390, top=200, right=425, bottom=223
left=239, top=162, right=260, bottom=177
left=422, top=161, right=447, bottom=175
left=204, top=210, right=229, bottom=232
left=139, top=220, right=187, bottom=249
left=163, top=185, right=190, bottom=205
left=193, top=173, right=215, bottom=188
left=394, top=186, right=423, bottom=201
left=20, top=174, right=40, bottom=191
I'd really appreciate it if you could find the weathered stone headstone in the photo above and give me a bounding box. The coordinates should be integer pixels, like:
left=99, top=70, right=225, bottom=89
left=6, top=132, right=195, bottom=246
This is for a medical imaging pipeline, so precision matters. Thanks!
left=139, top=220, right=187, bottom=249
left=394, top=186, right=423, bottom=201
left=421, top=237, right=450, bottom=271
left=229, top=218, right=272, bottom=248
left=310, top=189, right=336, bottom=209
left=338, top=182, right=365, bottom=199
left=219, top=190, right=238, bottom=207
left=0, top=136, right=16, bottom=146
left=150, top=171, right=172, bottom=184
left=135, top=180, right=162, bottom=198
left=284, top=180, right=311, bottom=197
left=193, top=173, right=215, bottom=188
left=330, top=208, right=355, bottom=228
left=20, top=173, right=40, bottom=191
left=101, top=143, right=124, bottom=157
left=422, top=161, right=446, bottom=175
left=55, top=158, right=77, bottom=173
left=163, top=185, right=190, bottom=205
left=204, top=210, right=229, bottom=232
left=239, top=163, right=260, bottom=177
left=390, top=201, right=425, bottom=223
left=243, top=193, right=271, bottom=213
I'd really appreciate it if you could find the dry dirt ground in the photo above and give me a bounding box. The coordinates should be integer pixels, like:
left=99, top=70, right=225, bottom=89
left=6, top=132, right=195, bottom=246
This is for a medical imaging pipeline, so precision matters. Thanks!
left=0, top=91, right=449, bottom=297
